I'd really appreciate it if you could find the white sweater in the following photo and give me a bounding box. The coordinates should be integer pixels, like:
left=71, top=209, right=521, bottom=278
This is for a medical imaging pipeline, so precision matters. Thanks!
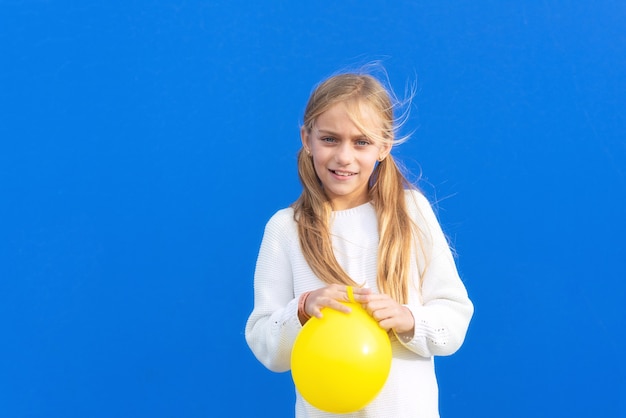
left=245, top=189, right=474, bottom=417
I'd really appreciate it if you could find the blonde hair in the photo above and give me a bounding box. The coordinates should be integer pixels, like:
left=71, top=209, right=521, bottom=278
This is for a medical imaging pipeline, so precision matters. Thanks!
left=292, top=72, right=427, bottom=304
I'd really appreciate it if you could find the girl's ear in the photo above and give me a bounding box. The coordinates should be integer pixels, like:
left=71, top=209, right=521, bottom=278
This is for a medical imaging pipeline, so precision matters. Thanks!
left=300, top=126, right=311, bottom=154
left=378, top=143, right=392, bottom=161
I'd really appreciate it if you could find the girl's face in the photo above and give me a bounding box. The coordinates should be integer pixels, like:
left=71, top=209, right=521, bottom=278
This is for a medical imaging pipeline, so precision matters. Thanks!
left=301, top=101, right=390, bottom=211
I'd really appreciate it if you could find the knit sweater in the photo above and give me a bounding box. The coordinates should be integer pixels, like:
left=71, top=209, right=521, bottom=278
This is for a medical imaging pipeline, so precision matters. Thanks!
left=245, top=189, right=473, bottom=417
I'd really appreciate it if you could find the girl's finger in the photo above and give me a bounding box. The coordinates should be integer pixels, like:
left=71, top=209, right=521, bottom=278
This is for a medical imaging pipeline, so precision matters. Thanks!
left=346, top=286, right=371, bottom=303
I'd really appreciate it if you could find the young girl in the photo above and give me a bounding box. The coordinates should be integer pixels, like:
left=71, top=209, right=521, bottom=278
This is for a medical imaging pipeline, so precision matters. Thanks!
left=245, top=71, right=473, bottom=417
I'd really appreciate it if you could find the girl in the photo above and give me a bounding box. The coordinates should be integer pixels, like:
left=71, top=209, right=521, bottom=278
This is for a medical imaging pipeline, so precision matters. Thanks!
left=245, top=71, right=473, bottom=417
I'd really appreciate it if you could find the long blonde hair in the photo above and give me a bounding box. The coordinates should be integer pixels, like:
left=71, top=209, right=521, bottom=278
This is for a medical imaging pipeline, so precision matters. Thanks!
left=292, top=72, right=425, bottom=304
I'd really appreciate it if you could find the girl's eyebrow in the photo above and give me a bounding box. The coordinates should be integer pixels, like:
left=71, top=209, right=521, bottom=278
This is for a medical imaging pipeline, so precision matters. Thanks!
left=315, top=128, right=366, bottom=139
left=315, top=129, right=337, bottom=136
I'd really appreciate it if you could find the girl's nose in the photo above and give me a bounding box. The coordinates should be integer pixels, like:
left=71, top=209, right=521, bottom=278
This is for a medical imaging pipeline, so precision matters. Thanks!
left=335, top=143, right=354, bottom=165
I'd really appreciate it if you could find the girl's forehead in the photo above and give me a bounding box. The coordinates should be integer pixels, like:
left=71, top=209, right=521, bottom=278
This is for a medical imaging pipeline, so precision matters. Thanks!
left=318, top=100, right=382, bottom=127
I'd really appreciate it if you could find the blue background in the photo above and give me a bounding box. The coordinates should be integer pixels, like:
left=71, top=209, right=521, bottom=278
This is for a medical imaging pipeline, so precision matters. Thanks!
left=1, top=1, right=625, bottom=417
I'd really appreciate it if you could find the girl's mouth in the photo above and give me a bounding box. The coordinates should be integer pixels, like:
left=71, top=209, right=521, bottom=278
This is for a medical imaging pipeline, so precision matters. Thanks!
left=330, top=169, right=356, bottom=177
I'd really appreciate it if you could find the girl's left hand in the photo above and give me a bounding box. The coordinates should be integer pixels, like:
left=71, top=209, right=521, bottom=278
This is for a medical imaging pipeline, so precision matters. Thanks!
left=364, top=293, right=415, bottom=335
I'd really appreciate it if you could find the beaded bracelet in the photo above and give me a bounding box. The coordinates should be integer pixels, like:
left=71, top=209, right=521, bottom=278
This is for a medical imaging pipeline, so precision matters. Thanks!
left=298, top=291, right=312, bottom=322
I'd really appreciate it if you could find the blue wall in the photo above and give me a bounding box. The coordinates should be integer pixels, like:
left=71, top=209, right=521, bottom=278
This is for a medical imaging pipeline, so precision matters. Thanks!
left=1, top=1, right=624, bottom=417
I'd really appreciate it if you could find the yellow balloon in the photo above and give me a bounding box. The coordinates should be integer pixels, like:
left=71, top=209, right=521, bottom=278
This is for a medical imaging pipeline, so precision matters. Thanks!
left=291, top=302, right=392, bottom=413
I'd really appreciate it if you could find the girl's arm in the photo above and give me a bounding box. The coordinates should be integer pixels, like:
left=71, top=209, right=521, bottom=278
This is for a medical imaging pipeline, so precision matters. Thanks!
left=395, top=190, right=474, bottom=357
left=244, top=210, right=301, bottom=372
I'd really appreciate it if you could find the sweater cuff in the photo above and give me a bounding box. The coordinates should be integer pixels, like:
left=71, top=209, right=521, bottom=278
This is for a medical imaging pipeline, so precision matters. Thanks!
left=394, top=304, right=417, bottom=344
left=283, top=297, right=304, bottom=337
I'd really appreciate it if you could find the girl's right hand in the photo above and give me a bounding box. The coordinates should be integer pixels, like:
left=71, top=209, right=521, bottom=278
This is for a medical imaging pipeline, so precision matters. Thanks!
left=304, top=284, right=372, bottom=319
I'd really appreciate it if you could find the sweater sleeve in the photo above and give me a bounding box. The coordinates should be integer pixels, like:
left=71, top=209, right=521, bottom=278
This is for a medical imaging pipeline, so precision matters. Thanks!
left=394, top=190, right=474, bottom=357
left=244, top=210, right=302, bottom=372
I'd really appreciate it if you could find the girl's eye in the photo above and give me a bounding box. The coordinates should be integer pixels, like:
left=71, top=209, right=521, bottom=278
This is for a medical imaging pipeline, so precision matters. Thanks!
left=356, top=139, right=370, bottom=146
left=321, top=137, right=336, bottom=143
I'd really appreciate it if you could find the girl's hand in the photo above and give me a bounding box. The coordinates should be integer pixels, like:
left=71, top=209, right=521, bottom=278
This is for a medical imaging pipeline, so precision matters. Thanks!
left=304, top=284, right=372, bottom=319
left=364, top=293, right=415, bottom=335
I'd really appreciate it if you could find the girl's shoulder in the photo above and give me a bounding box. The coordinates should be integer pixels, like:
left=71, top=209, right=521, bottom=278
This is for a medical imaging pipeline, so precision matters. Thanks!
left=263, top=206, right=297, bottom=234
left=403, top=187, right=440, bottom=227
left=404, top=187, right=431, bottom=212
